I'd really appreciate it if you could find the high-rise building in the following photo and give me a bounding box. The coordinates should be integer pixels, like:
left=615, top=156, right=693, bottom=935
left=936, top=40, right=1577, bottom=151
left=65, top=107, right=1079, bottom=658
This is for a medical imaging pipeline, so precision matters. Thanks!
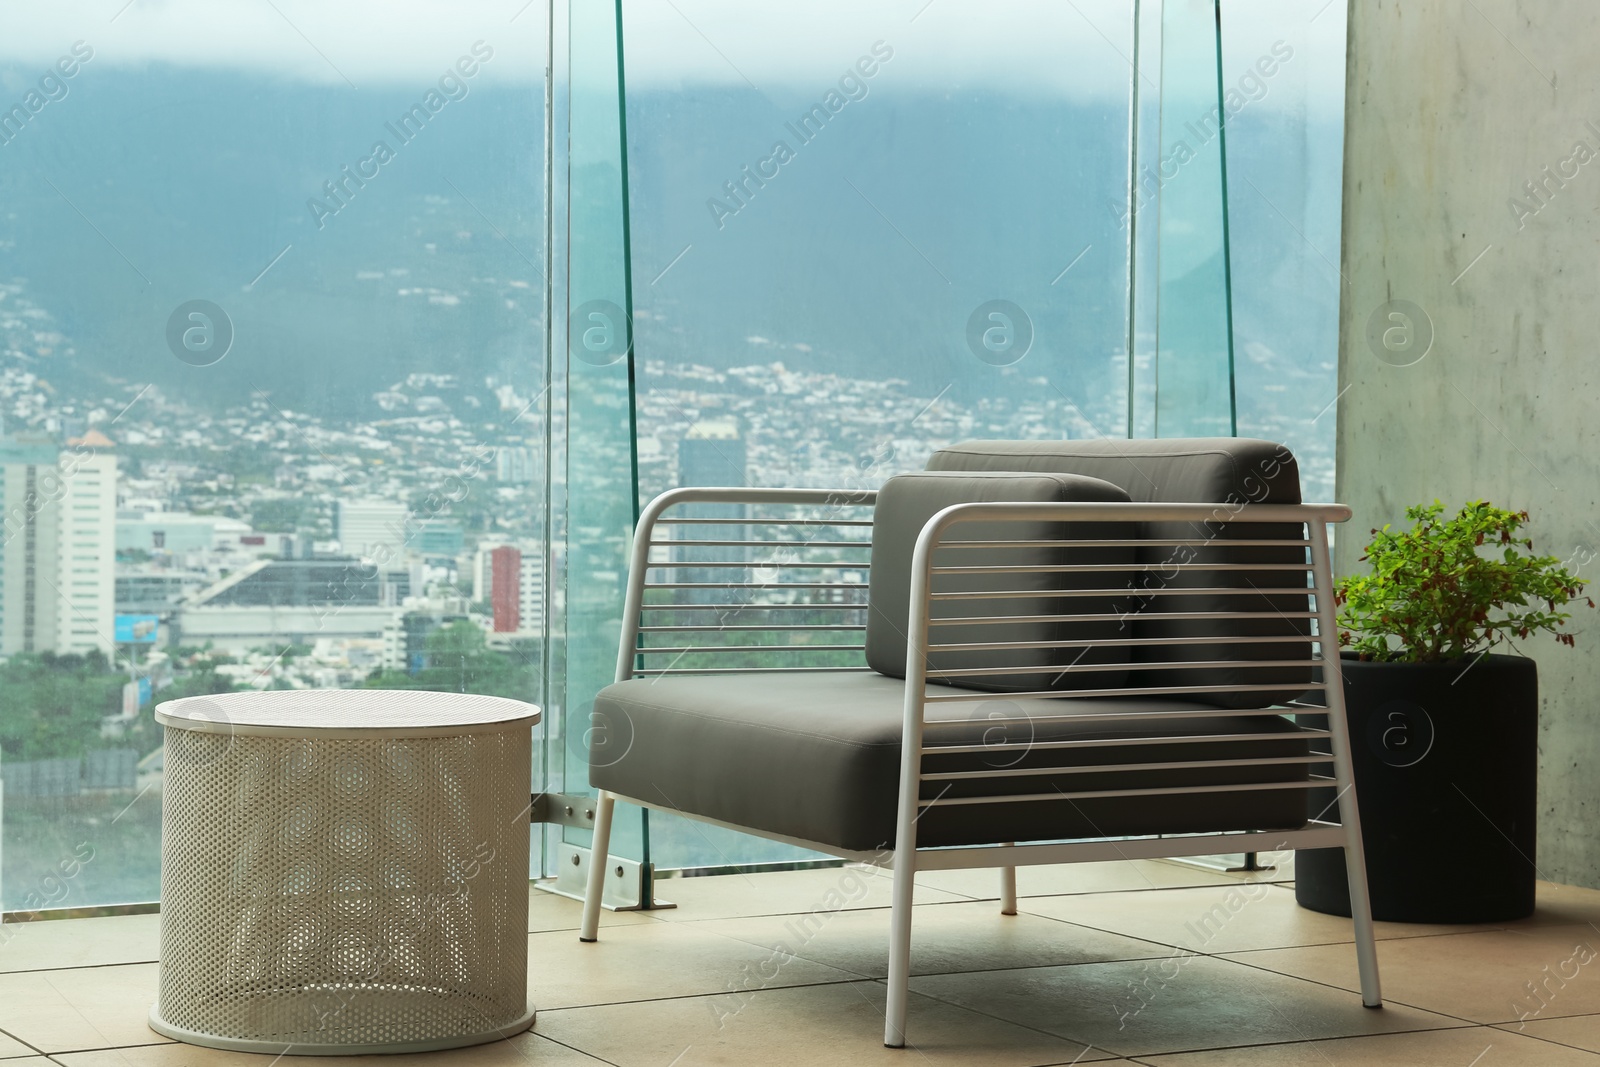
left=489, top=544, right=521, bottom=632
left=335, top=499, right=408, bottom=557
left=472, top=541, right=545, bottom=635
left=678, top=418, right=746, bottom=490
left=0, top=430, right=117, bottom=656
left=676, top=418, right=747, bottom=603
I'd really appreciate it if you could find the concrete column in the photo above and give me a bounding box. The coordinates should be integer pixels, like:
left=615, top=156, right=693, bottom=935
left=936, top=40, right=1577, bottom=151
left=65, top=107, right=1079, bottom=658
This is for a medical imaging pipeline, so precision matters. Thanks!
left=1337, top=1, right=1600, bottom=885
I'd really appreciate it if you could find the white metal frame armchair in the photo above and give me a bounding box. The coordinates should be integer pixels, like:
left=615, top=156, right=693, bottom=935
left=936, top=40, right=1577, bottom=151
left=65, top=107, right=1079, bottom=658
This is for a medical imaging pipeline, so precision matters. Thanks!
left=579, top=481, right=1381, bottom=1049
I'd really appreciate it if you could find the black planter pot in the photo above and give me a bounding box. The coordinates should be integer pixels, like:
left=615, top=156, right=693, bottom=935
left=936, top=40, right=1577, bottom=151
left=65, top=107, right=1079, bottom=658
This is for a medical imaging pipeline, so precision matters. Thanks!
left=1295, top=652, right=1538, bottom=923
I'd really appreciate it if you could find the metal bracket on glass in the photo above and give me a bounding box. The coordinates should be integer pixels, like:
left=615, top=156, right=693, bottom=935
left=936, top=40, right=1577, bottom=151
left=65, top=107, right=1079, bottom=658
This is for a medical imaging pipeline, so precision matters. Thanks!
left=536, top=841, right=676, bottom=912
left=528, top=792, right=599, bottom=831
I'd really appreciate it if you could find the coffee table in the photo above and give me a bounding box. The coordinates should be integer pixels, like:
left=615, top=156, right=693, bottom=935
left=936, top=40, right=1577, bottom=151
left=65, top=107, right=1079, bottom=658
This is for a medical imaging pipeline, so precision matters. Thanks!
left=148, top=689, right=539, bottom=1054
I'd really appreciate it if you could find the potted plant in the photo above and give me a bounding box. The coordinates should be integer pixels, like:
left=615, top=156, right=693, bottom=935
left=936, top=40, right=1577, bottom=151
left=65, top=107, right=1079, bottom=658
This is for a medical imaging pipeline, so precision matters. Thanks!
left=1296, top=500, right=1592, bottom=922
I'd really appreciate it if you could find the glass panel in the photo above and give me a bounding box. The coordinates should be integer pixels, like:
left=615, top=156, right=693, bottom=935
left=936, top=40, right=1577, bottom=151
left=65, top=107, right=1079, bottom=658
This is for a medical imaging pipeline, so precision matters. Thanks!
left=1150, top=0, right=1237, bottom=436
left=1220, top=0, right=1347, bottom=502
left=619, top=0, right=1137, bottom=869
left=558, top=0, right=646, bottom=866
left=0, top=3, right=548, bottom=909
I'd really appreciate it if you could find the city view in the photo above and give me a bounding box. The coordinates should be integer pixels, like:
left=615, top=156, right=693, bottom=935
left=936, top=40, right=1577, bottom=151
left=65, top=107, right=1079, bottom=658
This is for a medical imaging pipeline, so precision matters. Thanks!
left=0, top=0, right=1341, bottom=908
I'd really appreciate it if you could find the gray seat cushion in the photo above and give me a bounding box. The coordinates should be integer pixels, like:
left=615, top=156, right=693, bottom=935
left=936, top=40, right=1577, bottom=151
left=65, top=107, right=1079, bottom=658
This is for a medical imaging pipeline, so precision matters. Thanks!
left=866, top=471, right=1133, bottom=693
left=589, top=672, right=1309, bottom=852
left=925, top=439, right=1312, bottom=708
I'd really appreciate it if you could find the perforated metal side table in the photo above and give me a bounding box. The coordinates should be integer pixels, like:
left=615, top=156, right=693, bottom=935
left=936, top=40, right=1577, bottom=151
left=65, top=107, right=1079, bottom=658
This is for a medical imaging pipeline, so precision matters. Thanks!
left=148, top=690, right=539, bottom=1055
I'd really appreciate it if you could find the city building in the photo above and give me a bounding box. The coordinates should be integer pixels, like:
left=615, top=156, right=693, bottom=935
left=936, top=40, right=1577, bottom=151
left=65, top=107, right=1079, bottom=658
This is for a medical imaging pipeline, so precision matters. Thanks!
left=0, top=429, right=117, bottom=656
left=675, top=418, right=748, bottom=604
left=380, top=598, right=473, bottom=673
left=413, top=519, right=464, bottom=559
left=472, top=541, right=545, bottom=635
left=335, top=499, right=408, bottom=558
left=173, top=556, right=399, bottom=653
left=114, top=569, right=209, bottom=616
left=115, top=511, right=246, bottom=555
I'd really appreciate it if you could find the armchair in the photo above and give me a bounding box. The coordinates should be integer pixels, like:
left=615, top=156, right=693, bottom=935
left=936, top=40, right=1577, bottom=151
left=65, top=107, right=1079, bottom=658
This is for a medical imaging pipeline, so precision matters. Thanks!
left=578, top=438, right=1381, bottom=1048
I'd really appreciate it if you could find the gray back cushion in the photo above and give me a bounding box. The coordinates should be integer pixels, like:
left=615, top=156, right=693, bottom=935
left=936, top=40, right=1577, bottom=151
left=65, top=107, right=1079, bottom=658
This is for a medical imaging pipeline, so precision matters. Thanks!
left=866, top=471, right=1132, bottom=693
left=925, top=439, right=1311, bottom=708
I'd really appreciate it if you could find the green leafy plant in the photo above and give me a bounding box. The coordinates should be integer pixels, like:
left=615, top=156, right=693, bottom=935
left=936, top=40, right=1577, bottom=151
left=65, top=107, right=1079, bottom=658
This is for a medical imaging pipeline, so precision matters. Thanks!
left=1336, top=500, right=1593, bottom=662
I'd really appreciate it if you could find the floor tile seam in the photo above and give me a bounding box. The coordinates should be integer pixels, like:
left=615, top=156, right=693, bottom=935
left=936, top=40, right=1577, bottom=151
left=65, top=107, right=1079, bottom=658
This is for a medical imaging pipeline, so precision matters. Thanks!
left=535, top=974, right=878, bottom=1013
left=1208, top=951, right=1496, bottom=1027
left=16, top=1042, right=172, bottom=1058
left=0, top=960, right=160, bottom=977
left=705, top=899, right=1244, bottom=976
left=676, top=923, right=885, bottom=981
left=587, top=911, right=889, bottom=974
left=832, top=976, right=1106, bottom=1063
left=1488, top=1020, right=1600, bottom=1057
left=540, top=976, right=1102, bottom=1058
left=528, top=914, right=676, bottom=935
left=649, top=896, right=979, bottom=926
left=1014, top=910, right=1353, bottom=959
left=874, top=976, right=1138, bottom=1059
left=708, top=922, right=1186, bottom=982
left=21, top=970, right=165, bottom=1060
left=524, top=1031, right=625, bottom=1066
left=1020, top=909, right=1521, bottom=948
left=1097, top=1018, right=1484, bottom=1062
left=0, top=1030, right=47, bottom=1060
left=672, top=906, right=1185, bottom=971
left=1116, top=1023, right=1500, bottom=1065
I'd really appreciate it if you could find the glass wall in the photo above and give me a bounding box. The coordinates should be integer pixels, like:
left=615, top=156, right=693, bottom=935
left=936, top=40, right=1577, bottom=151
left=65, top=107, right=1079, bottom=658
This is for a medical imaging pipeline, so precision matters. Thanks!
left=0, top=1, right=549, bottom=911
left=0, top=0, right=1348, bottom=906
left=600, top=0, right=1349, bottom=872
left=1219, top=0, right=1347, bottom=503
left=618, top=0, right=1138, bottom=868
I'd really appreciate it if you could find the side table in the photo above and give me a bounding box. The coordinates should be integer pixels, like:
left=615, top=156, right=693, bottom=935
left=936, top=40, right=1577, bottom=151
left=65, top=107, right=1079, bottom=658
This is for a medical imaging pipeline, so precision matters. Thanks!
left=148, top=690, right=539, bottom=1054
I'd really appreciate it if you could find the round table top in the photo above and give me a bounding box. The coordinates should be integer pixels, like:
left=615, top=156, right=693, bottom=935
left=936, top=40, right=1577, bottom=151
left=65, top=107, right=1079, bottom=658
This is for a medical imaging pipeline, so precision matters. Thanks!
left=155, top=689, right=540, bottom=737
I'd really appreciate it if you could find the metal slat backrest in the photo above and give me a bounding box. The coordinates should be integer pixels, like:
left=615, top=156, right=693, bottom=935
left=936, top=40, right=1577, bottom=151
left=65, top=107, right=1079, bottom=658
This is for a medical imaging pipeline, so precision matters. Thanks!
left=620, top=488, right=877, bottom=679
left=894, top=501, right=1351, bottom=843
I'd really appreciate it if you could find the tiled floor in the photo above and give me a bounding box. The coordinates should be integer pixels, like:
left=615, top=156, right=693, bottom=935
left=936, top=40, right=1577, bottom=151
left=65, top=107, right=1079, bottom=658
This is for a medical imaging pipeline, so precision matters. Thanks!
left=4, top=859, right=1600, bottom=1065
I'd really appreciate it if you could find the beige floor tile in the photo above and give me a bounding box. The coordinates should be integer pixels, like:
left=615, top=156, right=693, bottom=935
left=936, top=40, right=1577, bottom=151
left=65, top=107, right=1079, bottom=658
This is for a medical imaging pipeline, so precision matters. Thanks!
left=0, top=1035, right=38, bottom=1059
left=647, top=865, right=967, bottom=922
left=0, top=1060, right=50, bottom=1067
left=53, top=1031, right=607, bottom=1066
left=1133, top=1025, right=1600, bottom=1065
left=921, top=858, right=1289, bottom=902
left=1508, top=882, right=1600, bottom=929
left=1497, top=1012, right=1600, bottom=1053
left=0, top=963, right=169, bottom=1054
left=696, top=898, right=1173, bottom=979
left=531, top=916, right=862, bottom=1010
left=0, top=914, right=161, bottom=974
left=1228, top=924, right=1600, bottom=1024
left=528, top=884, right=663, bottom=934
left=909, top=955, right=1462, bottom=1058
left=1026, top=884, right=1498, bottom=955
left=536, top=979, right=1117, bottom=1065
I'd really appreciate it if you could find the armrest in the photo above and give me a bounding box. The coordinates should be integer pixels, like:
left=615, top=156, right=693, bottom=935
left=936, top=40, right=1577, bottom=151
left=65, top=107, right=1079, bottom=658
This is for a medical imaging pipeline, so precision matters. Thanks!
left=615, top=487, right=879, bottom=683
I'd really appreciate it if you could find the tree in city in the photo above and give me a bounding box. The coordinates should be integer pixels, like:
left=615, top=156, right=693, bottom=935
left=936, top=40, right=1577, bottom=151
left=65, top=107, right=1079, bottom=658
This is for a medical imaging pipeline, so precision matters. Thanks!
left=364, top=619, right=538, bottom=699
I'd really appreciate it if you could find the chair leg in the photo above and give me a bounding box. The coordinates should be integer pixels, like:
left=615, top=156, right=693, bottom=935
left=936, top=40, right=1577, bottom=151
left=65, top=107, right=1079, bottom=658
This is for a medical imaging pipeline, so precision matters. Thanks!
left=999, top=847, right=1017, bottom=915
left=883, top=848, right=917, bottom=1048
left=1343, top=836, right=1383, bottom=1008
left=579, top=790, right=615, bottom=943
